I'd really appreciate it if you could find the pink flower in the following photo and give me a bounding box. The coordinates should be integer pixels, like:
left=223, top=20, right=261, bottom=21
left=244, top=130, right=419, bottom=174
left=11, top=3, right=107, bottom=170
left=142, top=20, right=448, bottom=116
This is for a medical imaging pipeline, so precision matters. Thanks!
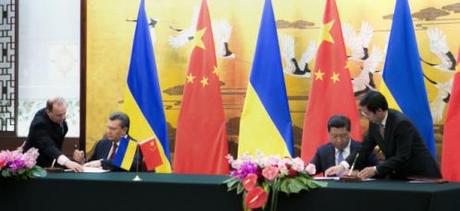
left=291, top=157, right=305, bottom=172
left=262, top=165, right=279, bottom=181
left=23, top=148, right=39, bottom=168
left=10, top=150, right=23, bottom=165
left=305, top=163, right=317, bottom=175
left=1, top=150, right=21, bottom=164
left=0, top=148, right=44, bottom=179
left=225, top=154, right=235, bottom=164
left=277, top=159, right=289, bottom=172
left=24, top=148, right=39, bottom=160
left=266, top=156, right=281, bottom=166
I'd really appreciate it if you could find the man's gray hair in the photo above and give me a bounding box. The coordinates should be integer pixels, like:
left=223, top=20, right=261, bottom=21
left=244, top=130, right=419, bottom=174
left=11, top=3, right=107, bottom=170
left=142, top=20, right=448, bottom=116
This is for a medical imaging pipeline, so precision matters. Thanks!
left=109, top=112, right=130, bottom=132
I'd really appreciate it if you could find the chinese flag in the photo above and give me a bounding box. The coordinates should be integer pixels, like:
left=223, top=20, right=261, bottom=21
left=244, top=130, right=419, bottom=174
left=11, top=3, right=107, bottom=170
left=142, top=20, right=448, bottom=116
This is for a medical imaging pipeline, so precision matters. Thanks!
left=139, top=138, right=163, bottom=171
left=441, top=48, right=460, bottom=181
left=173, top=0, right=229, bottom=174
left=301, top=0, right=361, bottom=161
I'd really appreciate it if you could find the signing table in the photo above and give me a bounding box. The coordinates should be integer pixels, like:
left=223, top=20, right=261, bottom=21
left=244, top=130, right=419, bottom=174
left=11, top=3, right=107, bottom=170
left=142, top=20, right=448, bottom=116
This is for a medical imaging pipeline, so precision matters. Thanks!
left=1, top=173, right=459, bottom=211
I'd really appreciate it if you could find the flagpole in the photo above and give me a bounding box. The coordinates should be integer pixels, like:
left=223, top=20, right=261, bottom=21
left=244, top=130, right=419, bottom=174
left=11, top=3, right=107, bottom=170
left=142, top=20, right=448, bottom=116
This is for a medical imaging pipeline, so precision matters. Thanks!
left=132, top=146, right=142, bottom=181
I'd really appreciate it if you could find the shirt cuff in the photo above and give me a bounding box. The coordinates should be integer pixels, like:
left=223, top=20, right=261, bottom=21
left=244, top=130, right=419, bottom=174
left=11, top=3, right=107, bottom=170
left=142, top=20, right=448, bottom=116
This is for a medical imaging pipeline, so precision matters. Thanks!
left=57, top=155, right=70, bottom=166
left=373, top=166, right=379, bottom=174
left=339, top=161, right=350, bottom=170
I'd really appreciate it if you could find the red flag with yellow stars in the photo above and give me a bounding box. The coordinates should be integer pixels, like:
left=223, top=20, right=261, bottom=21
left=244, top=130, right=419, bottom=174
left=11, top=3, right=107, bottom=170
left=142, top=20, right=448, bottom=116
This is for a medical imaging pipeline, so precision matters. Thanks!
left=173, top=0, right=229, bottom=174
left=139, top=138, right=163, bottom=171
left=301, top=0, right=361, bottom=161
left=441, top=48, right=460, bottom=181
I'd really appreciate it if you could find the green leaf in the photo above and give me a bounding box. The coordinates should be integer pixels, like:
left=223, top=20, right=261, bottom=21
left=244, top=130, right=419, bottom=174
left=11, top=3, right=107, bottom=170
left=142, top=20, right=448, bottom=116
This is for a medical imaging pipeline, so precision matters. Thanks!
left=18, top=169, right=26, bottom=175
left=312, top=180, right=328, bottom=188
left=279, top=179, right=290, bottom=193
left=305, top=179, right=315, bottom=188
left=223, top=176, right=238, bottom=184
left=32, top=169, right=47, bottom=178
left=296, top=176, right=308, bottom=185
left=2, top=169, right=11, bottom=177
left=236, top=182, right=244, bottom=194
left=227, top=184, right=238, bottom=192
left=286, top=178, right=304, bottom=193
left=262, top=182, right=271, bottom=195
left=303, top=179, right=327, bottom=190
left=224, top=177, right=240, bottom=191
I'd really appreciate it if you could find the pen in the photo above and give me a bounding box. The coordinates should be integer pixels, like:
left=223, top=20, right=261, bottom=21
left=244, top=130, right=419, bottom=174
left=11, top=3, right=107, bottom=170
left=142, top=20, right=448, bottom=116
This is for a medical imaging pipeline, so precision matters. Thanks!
left=74, top=144, right=85, bottom=164
left=348, top=153, right=360, bottom=176
left=51, top=159, right=56, bottom=168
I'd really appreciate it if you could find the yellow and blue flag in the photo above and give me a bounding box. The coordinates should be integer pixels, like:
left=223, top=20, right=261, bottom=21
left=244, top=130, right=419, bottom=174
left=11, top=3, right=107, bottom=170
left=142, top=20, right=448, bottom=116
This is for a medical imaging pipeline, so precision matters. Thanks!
left=238, top=0, right=293, bottom=157
left=112, top=136, right=137, bottom=171
left=380, top=0, right=436, bottom=156
left=122, top=0, right=171, bottom=172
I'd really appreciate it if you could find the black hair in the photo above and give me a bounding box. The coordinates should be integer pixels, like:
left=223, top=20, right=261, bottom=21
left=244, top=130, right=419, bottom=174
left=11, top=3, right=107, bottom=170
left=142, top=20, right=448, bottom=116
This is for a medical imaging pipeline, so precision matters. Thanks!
left=327, top=115, right=351, bottom=131
left=359, top=91, right=388, bottom=113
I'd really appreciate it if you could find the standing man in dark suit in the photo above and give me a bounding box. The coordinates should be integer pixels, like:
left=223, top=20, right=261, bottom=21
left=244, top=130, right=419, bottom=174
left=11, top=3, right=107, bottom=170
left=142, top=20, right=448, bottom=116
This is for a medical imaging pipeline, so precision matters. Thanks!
left=326, top=91, right=441, bottom=179
left=309, top=115, right=375, bottom=175
left=23, top=97, right=83, bottom=172
left=84, top=112, right=143, bottom=171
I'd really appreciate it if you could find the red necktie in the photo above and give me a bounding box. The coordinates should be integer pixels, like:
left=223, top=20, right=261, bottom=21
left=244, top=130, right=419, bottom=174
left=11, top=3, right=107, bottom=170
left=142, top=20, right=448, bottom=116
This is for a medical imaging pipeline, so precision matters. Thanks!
left=109, top=143, right=118, bottom=160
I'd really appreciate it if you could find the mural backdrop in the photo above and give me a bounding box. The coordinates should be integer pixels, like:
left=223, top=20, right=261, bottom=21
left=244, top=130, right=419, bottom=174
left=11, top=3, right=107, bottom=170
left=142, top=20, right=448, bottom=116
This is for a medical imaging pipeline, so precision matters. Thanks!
left=86, top=0, right=460, bottom=159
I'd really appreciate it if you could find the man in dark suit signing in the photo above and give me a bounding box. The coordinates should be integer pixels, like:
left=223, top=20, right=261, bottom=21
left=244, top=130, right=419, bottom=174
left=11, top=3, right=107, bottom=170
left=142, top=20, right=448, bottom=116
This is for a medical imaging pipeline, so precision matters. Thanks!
left=309, top=115, right=375, bottom=176
left=326, top=91, right=441, bottom=179
left=84, top=112, right=143, bottom=171
left=23, top=97, right=83, bottom=172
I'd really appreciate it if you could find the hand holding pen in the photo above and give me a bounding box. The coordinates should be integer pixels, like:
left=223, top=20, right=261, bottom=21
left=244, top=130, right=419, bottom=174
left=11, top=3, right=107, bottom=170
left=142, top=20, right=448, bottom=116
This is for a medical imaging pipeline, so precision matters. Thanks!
left=72, top=144, right=85, bottom=164
left=348, top=153, right=360, bottom=176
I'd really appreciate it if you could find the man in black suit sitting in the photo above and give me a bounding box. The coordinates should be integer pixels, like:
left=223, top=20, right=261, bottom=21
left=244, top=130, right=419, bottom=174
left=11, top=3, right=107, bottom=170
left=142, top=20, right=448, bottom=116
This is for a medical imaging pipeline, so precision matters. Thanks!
left=308, top=115, right=375, bottom=176
left=84, top=112, right=143, bottom=171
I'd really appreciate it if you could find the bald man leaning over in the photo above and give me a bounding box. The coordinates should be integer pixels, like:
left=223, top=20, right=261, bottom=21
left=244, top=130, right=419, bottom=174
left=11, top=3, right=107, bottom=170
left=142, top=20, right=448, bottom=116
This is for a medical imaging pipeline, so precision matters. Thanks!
left=23, top=97, right=83, bottom=172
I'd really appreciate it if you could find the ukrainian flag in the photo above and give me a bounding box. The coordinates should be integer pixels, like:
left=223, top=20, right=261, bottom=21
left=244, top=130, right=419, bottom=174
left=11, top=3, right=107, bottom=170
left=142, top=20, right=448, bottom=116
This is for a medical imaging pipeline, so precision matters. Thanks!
left=112, top=137, right=137, bottom=171
left=122, top=0, right=171, bottom=172
left=238, top=0, right=293, bottom=157
left=380, top=0, right=436, bottom=156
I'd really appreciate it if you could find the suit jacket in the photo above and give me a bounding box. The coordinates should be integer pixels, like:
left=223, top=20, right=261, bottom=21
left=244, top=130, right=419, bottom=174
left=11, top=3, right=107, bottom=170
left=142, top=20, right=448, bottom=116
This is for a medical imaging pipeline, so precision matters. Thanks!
left=310, top=140, right=375, bottom=174
left=349, top=109, right=441, bottom=179
left=88, top=139, right=144, bottom=172
left=23, top=108, right=68, bottom=167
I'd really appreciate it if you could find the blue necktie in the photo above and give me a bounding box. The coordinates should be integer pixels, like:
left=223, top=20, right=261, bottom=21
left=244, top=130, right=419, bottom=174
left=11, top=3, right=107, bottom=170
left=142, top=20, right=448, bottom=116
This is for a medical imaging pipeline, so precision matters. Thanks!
left=337, top=150, right=344, bottom=165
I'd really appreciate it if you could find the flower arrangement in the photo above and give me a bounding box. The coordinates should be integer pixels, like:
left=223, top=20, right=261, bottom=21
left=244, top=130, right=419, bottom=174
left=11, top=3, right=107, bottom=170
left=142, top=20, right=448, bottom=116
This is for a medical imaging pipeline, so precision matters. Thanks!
left=0, top=148, right=47, bottom=179
left=224, top=153, right=326, bottom=211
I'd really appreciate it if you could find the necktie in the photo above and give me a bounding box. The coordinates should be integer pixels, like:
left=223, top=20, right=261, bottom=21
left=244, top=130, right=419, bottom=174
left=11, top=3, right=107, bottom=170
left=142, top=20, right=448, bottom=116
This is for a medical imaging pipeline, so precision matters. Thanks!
left=109, top=143, right=118, bottom=160
left=379, top=124, right=385, bottom=139
left=337, top=149, right=344, bottom=165
left=59, top=124, right=65, bottom=135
